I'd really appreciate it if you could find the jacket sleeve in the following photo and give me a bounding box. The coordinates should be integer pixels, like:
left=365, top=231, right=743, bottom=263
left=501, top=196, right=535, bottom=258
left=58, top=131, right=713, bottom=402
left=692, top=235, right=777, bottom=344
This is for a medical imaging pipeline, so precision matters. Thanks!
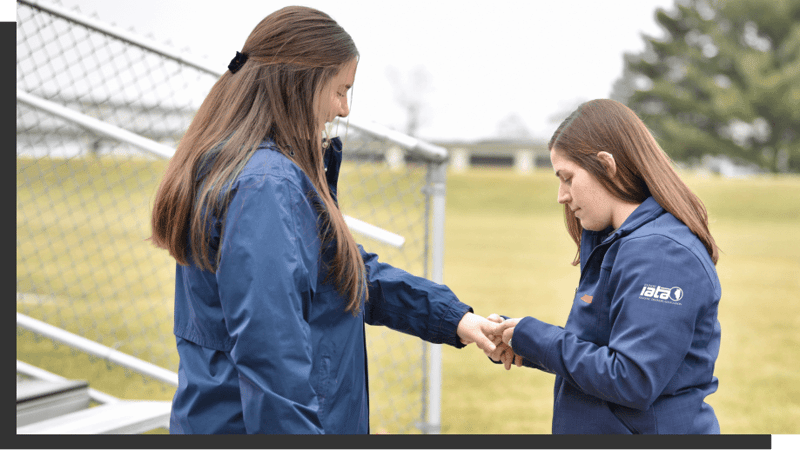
left=215, top=174, right=324, bottom=434
left=360, top=246, right=471, bottom=348
left=510, top=235, right=716, bottom=410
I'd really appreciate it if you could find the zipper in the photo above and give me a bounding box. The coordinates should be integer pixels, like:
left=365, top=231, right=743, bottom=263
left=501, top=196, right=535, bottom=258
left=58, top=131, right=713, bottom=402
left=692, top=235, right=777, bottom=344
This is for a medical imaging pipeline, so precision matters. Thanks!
left=577, top=233, right=616, bottom=286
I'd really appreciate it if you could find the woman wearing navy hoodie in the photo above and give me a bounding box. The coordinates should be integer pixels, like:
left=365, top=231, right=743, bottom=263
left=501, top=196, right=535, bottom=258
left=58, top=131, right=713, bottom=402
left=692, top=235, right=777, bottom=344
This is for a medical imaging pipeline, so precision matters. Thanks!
left=492, top=99, right=722, bottom=434
left=150, top=6, right=503, bottom=434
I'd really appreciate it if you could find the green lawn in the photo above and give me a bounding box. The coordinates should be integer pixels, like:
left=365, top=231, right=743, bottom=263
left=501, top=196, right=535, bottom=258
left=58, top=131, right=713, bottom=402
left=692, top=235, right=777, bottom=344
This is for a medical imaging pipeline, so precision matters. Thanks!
left=17, top=158, right=800, bottom=434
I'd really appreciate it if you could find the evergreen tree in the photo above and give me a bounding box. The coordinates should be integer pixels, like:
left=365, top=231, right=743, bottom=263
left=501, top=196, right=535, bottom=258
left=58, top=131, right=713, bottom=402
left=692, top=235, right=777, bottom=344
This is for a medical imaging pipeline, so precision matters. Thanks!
left=612, top=0, right=800, bottom=173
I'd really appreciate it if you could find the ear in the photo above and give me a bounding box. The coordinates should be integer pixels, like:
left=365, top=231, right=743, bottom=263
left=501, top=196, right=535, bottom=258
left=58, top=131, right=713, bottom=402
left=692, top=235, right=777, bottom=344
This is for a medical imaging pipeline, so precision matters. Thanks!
left=597, top=151, right=617, bottom=177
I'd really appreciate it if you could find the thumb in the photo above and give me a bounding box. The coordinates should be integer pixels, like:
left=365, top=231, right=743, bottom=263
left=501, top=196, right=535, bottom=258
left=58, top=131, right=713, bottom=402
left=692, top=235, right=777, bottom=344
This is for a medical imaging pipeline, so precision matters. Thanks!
left=497, top=317, right=521, bottom=332
left=502, top=327, right=514, bottom=345
left=474, top=331, right=497, bottom=354
left=486, top=313, right=504, bottom=324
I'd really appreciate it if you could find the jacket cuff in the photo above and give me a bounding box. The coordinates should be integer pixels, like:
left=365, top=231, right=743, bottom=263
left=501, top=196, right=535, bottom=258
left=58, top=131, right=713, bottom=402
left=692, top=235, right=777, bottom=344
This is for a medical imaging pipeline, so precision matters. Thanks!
left=511, top=316, right=562, bottom=370
left=435, top=300, right=473, bottom=348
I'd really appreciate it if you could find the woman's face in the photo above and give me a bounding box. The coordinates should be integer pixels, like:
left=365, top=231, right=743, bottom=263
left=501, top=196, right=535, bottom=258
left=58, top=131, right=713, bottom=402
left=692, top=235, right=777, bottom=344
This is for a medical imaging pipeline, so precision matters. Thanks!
left=550, top=148, right=617, bottom=232
left=316, top=58, right=357, bottom=134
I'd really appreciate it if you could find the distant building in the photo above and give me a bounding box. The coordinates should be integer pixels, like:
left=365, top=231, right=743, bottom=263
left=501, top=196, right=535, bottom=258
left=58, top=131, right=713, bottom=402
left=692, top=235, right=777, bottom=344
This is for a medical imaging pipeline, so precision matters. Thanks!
left=433, top=139, right=550, bottom=173
left=697, top=155, right=763, bottom=178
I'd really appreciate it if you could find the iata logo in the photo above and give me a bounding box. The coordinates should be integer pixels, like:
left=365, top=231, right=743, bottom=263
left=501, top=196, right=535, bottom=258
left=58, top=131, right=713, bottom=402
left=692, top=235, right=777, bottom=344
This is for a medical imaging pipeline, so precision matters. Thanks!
left=639, top=284, right=683, bottom=304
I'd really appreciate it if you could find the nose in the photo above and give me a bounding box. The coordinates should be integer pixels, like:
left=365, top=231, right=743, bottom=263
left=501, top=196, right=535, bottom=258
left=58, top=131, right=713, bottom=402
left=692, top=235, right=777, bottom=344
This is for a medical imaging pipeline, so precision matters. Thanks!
left=338, top=96, right=350, bottom=118
left=557, top=183, right=570, bottom=205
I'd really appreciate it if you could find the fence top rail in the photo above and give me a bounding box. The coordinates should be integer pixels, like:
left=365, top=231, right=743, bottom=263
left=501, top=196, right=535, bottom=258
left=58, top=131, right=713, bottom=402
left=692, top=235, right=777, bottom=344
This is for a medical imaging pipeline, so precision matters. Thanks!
left=17, top=89, right=176, bottom=159
left=18, top=0, right=219, bottom=75
left=18, top=0, right=450, bottom=164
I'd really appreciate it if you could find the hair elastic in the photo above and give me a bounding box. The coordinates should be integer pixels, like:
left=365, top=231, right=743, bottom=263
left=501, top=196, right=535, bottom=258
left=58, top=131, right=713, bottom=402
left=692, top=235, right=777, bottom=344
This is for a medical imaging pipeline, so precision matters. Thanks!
left=228, top=51, right=248, bottom=73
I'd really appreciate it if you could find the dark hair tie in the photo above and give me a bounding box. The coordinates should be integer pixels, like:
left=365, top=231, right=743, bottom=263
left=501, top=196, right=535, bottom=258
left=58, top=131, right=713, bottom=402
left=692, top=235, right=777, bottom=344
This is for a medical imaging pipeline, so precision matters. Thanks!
left=228, top=51, right=248, bottom=74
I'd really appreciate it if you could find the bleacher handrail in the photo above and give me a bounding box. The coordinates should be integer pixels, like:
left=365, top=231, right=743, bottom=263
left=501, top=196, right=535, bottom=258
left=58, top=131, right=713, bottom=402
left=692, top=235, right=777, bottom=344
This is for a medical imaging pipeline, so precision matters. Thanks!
left=17, top=312, right=180, bottom=387
left=17, top=89, right=175, bottom=159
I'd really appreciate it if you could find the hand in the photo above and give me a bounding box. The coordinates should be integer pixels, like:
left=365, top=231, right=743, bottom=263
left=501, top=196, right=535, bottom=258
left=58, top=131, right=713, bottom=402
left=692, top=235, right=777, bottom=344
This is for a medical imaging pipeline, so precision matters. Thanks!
left=456, top=312, right=505, bottom=355
left=486, top=314, right=505, bottom=347
left=496, top=317, right=520, bottom=345
left=487, top=314, right=523, bottom=370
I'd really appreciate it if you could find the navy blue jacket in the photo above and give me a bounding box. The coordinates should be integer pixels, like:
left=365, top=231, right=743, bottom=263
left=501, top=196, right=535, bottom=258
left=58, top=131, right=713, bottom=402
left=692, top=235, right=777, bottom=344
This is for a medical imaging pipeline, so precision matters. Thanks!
left=169, top=138, right=471, bottom=434
left=510, top=197, right=721, bottom=434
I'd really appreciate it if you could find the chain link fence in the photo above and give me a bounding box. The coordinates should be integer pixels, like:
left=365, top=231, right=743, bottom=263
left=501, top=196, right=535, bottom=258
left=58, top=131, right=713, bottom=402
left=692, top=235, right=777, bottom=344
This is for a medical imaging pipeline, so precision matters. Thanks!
left=17, top=0, right=449, bottom=433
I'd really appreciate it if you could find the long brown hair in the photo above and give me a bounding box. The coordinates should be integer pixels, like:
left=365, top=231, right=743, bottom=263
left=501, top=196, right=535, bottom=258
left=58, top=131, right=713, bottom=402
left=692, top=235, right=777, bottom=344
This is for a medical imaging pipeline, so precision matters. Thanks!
left=549, top=99, right=719, bottom=266
left=150, top=6, right=367, bottom=313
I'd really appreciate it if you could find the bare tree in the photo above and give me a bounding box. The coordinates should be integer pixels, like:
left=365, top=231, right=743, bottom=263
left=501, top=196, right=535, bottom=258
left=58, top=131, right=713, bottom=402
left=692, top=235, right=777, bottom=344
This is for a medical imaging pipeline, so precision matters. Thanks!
left=495, top=112, right=533, bottom=140
left=385, top=64, right=432, bottom=137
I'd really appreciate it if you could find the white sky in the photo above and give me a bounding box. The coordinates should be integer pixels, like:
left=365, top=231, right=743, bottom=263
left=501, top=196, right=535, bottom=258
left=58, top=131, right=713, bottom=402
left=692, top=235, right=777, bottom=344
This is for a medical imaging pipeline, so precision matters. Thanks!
left=17, top=0, right=675, bottom=142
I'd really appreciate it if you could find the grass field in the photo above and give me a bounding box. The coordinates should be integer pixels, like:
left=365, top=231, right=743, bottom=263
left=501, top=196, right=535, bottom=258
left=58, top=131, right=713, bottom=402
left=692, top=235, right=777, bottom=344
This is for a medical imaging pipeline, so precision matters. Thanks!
left=17, top=158, right=800, bottom=434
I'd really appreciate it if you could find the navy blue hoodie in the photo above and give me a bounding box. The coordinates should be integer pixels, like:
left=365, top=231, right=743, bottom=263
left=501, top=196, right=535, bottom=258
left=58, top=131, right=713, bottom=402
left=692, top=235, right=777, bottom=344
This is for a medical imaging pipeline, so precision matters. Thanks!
left=169, top=137, right=471, bottom=434
left=511, top=197, right=721, bottom=434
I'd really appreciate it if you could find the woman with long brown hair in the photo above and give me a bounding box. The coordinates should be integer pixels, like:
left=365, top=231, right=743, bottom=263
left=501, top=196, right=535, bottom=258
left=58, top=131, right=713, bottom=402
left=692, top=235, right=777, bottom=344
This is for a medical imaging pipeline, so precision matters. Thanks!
left=150, top=6, right=503, bottom=434
left=492, top=99, right=722, bottom=434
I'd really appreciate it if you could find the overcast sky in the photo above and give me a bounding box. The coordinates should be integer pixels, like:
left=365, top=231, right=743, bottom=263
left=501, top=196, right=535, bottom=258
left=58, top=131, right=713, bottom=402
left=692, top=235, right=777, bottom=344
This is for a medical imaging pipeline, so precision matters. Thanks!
left=21, top=0, right=676, bottom=142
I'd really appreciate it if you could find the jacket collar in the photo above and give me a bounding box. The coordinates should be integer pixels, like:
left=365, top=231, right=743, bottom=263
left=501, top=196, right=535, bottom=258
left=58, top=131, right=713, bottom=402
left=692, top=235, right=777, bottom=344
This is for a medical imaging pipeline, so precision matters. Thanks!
left=579, top=196, right=664, bottom=271
left=582, top=196, right=663, bottom=245
left=259, top=136, right=343, bottom=189
left=605, top=196, right=663, bottom=242
left=323, top=137, right=343, bottom=190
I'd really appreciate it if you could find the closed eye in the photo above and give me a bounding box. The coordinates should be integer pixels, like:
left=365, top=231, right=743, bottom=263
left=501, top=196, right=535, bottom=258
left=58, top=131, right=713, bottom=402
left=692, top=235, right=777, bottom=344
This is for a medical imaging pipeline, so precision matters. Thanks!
left=555, top=171, right=572, bottom=185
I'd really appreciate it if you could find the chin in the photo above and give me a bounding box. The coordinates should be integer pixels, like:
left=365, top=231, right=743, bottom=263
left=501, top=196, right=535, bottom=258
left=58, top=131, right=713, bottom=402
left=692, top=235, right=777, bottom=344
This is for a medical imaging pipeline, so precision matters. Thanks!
left=578, top=220, right=605, bottom=232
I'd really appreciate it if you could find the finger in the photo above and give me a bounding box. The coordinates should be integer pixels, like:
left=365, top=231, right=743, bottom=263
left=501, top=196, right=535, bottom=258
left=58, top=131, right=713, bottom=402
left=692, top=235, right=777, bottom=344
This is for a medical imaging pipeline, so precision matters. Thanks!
left=495, top=319, right=517, bottom=333
left=502, top=327, right=514, bottom=345
left=474, top=332, right=496, bottom=354
left=493, top=321, right=510, bottom=332
left=488, top=342, right=507, bottom=362
left=482, top=319, right=502, bottom=334
left=497, top=347, right=509, bottom=367
left=515, top=354, right=523, bottom=367
left=487, top=344, right=501, bottom=361
left=486, top=314, right=503, bottom=323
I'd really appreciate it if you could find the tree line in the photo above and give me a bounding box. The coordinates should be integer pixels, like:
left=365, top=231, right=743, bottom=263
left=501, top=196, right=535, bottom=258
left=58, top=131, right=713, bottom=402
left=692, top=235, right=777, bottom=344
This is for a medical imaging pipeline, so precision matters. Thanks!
left=611, top=0, right=800, bottom=173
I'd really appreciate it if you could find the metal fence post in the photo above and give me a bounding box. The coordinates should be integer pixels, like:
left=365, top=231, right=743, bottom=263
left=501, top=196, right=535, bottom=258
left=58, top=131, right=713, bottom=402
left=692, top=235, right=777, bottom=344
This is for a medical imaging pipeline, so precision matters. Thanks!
left=423, top=161, right=448, bottom=434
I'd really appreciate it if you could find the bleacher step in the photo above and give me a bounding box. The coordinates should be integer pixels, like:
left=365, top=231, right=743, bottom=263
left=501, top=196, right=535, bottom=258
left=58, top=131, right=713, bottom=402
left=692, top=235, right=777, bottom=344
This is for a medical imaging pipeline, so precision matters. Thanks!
left=16, top=400, right=171, bottom=434
left=17, top=379, right=91, bottom=427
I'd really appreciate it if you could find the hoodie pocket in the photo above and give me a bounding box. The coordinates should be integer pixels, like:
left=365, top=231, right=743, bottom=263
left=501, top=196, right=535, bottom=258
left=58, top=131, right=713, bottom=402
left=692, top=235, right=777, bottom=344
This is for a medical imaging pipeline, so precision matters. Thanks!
left=312, top=341, right=337, bottom=414
left=608, top=401, right=657, bottom=434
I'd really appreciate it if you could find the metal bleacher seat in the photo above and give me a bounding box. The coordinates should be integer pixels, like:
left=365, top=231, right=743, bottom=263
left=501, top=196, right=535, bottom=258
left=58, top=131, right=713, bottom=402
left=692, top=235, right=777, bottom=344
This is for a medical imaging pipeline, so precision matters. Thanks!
left=17, top=398, right=171, bottom=434
left=16, top=361, right=171, bottom=434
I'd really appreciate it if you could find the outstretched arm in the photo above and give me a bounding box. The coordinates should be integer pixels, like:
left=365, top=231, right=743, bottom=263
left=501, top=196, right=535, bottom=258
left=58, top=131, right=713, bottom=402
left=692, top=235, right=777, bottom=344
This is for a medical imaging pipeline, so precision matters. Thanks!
left=360, top=246, right=471, bottom=347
